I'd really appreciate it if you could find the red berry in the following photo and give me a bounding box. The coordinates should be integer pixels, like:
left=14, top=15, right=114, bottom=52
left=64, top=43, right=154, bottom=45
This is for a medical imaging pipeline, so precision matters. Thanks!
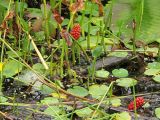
left=70, top=24, right=81, bottom=40
left=128, top=97, right=144, bottom=110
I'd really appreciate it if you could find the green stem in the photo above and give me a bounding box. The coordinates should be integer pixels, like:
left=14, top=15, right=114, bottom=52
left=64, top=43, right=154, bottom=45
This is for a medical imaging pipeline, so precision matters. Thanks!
left=132, top=84, right=138, bottom=120
left=43, top=0, right=50, bottom=46
left=87, top=3, right=93, bottom=49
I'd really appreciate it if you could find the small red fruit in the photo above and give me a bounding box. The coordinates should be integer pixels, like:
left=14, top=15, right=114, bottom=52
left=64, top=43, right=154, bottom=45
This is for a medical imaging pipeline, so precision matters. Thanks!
left=70, top=24, right=81, bottom=40
left=128, top=97, right=144, bottom=110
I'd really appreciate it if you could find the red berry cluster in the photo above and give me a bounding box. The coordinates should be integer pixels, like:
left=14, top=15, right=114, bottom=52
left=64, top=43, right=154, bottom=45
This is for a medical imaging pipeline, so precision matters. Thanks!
left=70, top=24, right=81, bottom=40
left=128, top=97, right=145, bottom=110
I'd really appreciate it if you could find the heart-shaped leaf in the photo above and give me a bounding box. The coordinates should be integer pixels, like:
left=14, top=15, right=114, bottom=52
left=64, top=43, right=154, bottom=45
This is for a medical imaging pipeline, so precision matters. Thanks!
left=95, top=69, right=109, bottom=79
left=112, top=68, right=128, bottom=78
left=67, top=86, right=88, bottom=97
left=116, top=78, right=137, bottom=87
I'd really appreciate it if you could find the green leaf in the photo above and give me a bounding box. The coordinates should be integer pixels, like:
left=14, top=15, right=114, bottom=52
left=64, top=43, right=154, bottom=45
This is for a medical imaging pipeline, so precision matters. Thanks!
left=148, top=62, right=160, bottom=69
left=92, top=46, right=103, bottom=58
left=6, top=51, right=22, bottom=58
left=3, top=60, right=23, bottom=77
left=75, top=107, right=93, bottom=118
left=32, top=63, right=46, bottom=74
left=95, top=69, right=109, bottom=79
left=40, top=84, right=55, bottom=94
left=108, top=52, right=128, bottom=57
left=144, top=69, right=160, bottom=76
left=67, top=86, right=88, bottom=97
left=155, top=108, right=160, bottom=119
left=44, top=106, right=61, bottom=116
left=153, top=75, right=160, bottom=83
left=111, top=98, right=121, bottom=107
left=89, top=84, right=109, bottom=99
left=41, top=97, right=59, bottom=104
left=115, top=112, right=131, bottom=120
left=0, top=96, right=8, bottom=103
left=112, top=68, right=128, bottom=78
left=106, top=98, right=121, bottom=107
left=116, top=78, right=137, bottom=87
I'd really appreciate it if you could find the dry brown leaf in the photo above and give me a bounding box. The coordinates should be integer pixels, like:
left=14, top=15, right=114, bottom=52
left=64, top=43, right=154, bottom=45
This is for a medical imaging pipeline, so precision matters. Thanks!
left=69, top=0, right=84, bottom=13
left=52, top=10, right=64, bottom=24
left=5, top=10, right=15, bottom=20
left=92, top=0, right=104, bottom=16
left=32, top=18, right=43, bottom=32
left=61, top=29, right=72, bottom=46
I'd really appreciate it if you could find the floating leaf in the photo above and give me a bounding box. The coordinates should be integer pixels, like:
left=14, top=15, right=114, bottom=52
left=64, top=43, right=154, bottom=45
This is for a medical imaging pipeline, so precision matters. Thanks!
left=41, top=97, right=59, bottom=104
left=116, top=78, right=137, bottom=87
left=106, top=98, right=121, bottom=107
left=153, top=75, right=160, bottom=83
left=115, top=112, right=131, bottom=120
left=3, top=60, right=23, bottom=77
left=108, top=52, right=128, bottom=57
left=89, top=84, right=109, bottom=99
left=95, top=69, right=109, bottom=79
left=155, top=108, right=160, bottom=119
left=144, top=69, right=160, bottom=76
left=111, top=98, right=121, bottom=107
left=67, top=86, right=88, bottom=97
left=40, top=84, right=55, bottom=94
left=44, top=106, right=62, bottom=116
left=51, top=92, right=67, bottom=99
left=75, top=107, right=93, bottom=118
left=112, top=68, right=128, bottom=78
left=147, top=62, right=160, bottom=69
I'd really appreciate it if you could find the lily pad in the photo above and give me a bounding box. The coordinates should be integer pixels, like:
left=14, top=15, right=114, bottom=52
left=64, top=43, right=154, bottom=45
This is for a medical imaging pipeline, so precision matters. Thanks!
left=116, top=78, right=137, bottom=87
left=75, top=107, right=93, bottom=118
left=67, top=86, right=88, bottom=97
left=115, top=112, right=131, bottom=120
left=112, top=68, right=128, bottom=78
left=41, top=97, right=59, bottom=104
left=155, top=108, right=160, bottom=119
left=95, top=69, right=110, bottom=79
left=44, top=106, right=62, bottom=116
left=108, top=51, right=128, bottom=57
left=106, top=98, right=121, bottom=107
left=153, top=75, right=160, bottom=83
left=148, top=62, right=160, bottom=69
left=144, top=69, right=160, bottom=76
left=89, top=84, right=109, bottom=99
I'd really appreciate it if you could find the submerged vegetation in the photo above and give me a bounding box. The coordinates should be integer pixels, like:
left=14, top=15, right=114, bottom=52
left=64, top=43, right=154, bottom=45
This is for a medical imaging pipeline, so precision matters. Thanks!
left=1, top=0, right=160, bottom=119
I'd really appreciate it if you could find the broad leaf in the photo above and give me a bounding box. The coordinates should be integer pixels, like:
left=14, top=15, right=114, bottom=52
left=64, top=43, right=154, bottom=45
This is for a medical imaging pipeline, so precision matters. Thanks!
left=3, top=60, right=23, bottom=77
left=95, top=69, right=109, bottom=79
left=75, top=107, right=93, bottom=118
left=112, top=68, right=128, bottom=78
left=67, top=86, right=88, bottom=97
left=116, top=78, right=137, bottom=87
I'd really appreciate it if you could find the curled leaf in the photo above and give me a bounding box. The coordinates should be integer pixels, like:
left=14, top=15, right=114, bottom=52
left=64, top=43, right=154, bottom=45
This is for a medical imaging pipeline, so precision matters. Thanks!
left=61, top=29, right=72, bottom=46
left=69, top=0, right=84, bottom=13
left=92, top=0, right=104, bottom=16
left=52, top=10, right=64, bottom=24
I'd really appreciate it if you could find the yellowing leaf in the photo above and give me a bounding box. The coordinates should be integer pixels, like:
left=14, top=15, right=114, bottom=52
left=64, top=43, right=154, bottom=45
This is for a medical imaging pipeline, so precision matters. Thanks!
left=51, top=92, right=67, bottom=99
left=0, top=62, right=3, bottom=72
